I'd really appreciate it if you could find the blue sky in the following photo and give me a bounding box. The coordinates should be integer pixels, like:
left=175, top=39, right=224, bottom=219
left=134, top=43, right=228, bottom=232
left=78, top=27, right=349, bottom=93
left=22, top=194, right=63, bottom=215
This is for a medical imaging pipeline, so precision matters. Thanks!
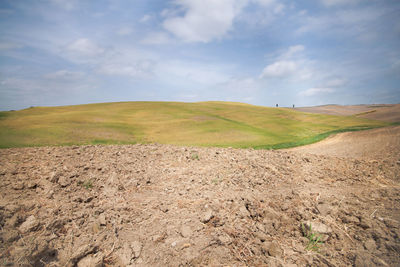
left=0, top=0, right=399, bottom=110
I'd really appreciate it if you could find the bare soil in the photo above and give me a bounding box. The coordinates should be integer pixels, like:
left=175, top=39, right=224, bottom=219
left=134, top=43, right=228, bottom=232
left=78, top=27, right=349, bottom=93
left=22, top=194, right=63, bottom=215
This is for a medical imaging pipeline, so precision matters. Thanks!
left=287, top=126, right=400, bottom=161
left=294, top=104, right=400, bottom=122
left=0, top=140, right=399, bottom=266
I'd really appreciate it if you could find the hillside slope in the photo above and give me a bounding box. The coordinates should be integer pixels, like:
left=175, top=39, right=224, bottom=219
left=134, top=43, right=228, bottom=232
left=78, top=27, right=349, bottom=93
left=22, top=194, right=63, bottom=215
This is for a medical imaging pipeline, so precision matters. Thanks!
left=293, top=104, right=400, bottom=122
left=0, top=101, right=389, bottom=148
left=287, top=125, right=400, bottom=160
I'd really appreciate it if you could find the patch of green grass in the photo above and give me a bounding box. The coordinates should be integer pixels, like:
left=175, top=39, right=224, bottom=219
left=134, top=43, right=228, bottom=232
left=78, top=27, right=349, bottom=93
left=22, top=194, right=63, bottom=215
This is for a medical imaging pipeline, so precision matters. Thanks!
left=191, top=152, right=200, bottom=160
left=301, top=223, right=324, bottom=252
left=0, top=101, right=390, bottom=149
left=78, top=180, right=93, bottom=189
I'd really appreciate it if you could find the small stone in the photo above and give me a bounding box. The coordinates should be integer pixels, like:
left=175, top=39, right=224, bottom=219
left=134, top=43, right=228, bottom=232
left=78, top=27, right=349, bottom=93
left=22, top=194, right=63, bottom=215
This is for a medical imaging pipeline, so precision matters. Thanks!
left=201, top=209, right=214, bottom=223
left=98, top=214, right=106, bottom=226
left=342, top=215, right=359, bottom=224
left=268, top=243, right=283, bottom=257
left=364, top=239, right=376, bottom=251
left=159, top=205, right=169, bottom=213
left=359, top=217, right=372, bottom=229
left=46, top=190, right=54, bottom=199
left=152, top=234, right=164, bottom=242
left=316, top=204, right=331, bottom=216
left=58, top=176, right=71, bottom=187
left=19, top=215, right=40, bottom=233
left=265, top=242, right=283, bottom=258
left=281, top=203, right=289, bottom=211
left=181, top=225, right=192, bottom=238
left=218, top=234, right=231, bottom=244
left=26, top=181, right=37, bottom=189
left=256, top=232, right=268, bottom=242
left=131, top=241, right=142, bottom=258
left=12, top=182, right=24, bottom=190
left=239, top=206, right=249, bottom=217
left=181, top=243, right=191, bottom=249
left=92, top=222, right=101, bottom=233
left=303, top=221, right=332, bottom=234
left=49, top=172, right=61, bottom=183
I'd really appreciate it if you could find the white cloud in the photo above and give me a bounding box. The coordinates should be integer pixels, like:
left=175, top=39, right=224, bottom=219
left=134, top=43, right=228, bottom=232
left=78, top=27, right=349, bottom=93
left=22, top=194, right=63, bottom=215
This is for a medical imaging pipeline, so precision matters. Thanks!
left=117, top=26, right=133, bottom=36
left=163, top=0, right=247, bottom=42
left=161, top=0, right=286, bottom=42
left=67, top=38, right=104, bottom=57
left=260, top=60, right=297, bottom=78
left=283, top=45, right=305, bottom=58
left=260, top=45, right=314, bottom=80
left=299, top=87, right=335, bottom=96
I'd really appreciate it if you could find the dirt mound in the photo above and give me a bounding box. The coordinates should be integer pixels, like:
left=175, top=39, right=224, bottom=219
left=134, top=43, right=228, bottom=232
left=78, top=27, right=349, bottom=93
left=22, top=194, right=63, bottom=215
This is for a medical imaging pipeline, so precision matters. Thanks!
left=288, top=126, right=400, bottom=161
left=294, top=104, right=400, bottom=122
left=0, top=144, right=399, bottom=266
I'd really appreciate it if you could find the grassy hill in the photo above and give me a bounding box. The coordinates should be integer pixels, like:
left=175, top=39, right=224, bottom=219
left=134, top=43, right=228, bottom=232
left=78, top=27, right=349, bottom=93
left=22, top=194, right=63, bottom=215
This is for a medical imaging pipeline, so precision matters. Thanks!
left=0, top=101, right=391, bottom=149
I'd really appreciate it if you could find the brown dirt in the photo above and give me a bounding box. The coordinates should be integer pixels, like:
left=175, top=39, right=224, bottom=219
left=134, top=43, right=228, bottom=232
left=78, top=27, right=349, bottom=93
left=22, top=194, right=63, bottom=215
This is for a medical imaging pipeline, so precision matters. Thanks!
left=293, top=104, right=400, bottom=122
left=287, top=126, right=400, bottom=161
left=0, top=142, right=399, bottom=266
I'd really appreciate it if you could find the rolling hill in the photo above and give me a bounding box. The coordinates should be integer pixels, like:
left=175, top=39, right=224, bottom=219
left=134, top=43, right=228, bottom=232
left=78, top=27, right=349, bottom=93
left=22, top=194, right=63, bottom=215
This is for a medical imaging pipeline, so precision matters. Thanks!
left=0, top=101, right=391, bottom=148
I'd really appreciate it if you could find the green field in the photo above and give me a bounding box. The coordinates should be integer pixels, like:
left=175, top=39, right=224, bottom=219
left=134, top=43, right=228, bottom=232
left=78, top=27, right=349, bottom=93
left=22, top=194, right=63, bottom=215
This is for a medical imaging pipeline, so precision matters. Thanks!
left=0, top=101, right=391, bottom=149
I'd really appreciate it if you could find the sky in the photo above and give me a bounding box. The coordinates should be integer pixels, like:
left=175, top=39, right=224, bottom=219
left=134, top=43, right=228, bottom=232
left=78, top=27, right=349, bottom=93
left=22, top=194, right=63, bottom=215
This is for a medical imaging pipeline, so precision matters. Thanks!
left=0, top=0, right=399, bottom=110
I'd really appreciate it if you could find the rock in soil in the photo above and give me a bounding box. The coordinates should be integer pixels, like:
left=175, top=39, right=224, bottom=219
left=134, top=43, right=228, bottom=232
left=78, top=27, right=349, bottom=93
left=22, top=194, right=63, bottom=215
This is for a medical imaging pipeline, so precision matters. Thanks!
left=303, top=221, right=332, bottom=234
left=201, top=209, right=214, bottom=223
left=18, top=215, right=40, bottom=233
left=364, top=238, right=376, bottom=251
left=267, top=242, right=283, bottom=258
